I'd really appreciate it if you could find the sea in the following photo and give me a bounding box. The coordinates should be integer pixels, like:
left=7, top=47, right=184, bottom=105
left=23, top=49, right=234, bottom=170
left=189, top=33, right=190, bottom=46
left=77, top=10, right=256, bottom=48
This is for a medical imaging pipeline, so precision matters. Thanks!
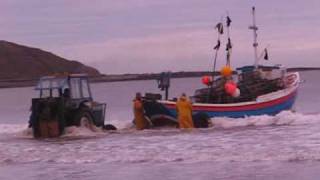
left=1, top=70, right=320, bottom=180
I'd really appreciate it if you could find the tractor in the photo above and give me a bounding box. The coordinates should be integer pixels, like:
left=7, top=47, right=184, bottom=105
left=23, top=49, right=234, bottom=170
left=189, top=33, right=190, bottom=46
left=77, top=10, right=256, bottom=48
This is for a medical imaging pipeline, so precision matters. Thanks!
left=29, top=74, right=115, bottom=138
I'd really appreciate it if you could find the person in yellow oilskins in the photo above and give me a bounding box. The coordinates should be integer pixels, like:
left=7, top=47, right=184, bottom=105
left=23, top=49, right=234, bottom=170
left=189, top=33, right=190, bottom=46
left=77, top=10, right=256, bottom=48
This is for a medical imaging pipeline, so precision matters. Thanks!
left=133, top=92, right=149, bottom=130
left=176, top=93, right=194, bottom=129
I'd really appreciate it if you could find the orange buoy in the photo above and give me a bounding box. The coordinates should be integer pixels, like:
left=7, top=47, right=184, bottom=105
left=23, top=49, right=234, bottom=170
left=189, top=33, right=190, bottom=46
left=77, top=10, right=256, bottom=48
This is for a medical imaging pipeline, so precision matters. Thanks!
left=220, top=66, right=233, bottom=77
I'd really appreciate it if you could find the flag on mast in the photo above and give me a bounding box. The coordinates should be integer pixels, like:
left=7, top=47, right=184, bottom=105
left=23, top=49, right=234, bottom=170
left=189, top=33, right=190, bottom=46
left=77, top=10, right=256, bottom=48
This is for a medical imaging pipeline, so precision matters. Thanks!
left=264, top=48, right=269, bottom=60
left=214, top=40, right=221, bottom=50
left=226, top=38, right=232, bottom=51
left=226, top=38, right=232, bottom=65
left=226, top=16, right=232, bottom=27
left=215, top=22, right=224, bottom=34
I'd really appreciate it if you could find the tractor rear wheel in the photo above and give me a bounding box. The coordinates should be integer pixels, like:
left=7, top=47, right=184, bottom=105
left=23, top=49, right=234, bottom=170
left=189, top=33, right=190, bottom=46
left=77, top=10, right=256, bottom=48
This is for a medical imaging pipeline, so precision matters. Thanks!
left=75, top=111, right=94, bottom=128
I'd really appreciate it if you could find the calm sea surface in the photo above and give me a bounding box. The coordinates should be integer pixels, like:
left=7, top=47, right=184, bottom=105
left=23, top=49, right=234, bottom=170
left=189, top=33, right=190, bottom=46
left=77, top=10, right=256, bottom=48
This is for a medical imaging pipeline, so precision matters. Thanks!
left=0, top=71, right=320, bottom=180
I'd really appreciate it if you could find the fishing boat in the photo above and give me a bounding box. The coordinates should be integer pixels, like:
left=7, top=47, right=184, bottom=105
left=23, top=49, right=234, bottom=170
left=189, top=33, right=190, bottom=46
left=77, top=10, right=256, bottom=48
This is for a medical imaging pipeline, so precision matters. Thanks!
left=158, top=69, right=299, bottom=118
left=142, top=7, right=300, bottom=126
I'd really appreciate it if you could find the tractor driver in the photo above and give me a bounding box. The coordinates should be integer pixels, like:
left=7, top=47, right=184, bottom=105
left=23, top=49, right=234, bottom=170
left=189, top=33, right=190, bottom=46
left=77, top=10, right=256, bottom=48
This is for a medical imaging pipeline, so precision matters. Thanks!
left=63, top=88, right=71, bottom=99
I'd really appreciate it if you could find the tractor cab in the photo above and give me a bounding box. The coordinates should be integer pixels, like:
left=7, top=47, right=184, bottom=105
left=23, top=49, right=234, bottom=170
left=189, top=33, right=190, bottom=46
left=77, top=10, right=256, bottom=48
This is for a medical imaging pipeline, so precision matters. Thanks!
left=36, top=74, right=93, bottom=108
left=30, top=74, right=110, bottom=138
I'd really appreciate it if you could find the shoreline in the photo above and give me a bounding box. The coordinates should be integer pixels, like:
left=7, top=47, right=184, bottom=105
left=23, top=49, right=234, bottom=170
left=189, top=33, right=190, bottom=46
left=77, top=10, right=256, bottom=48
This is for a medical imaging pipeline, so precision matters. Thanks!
left=0, top=67, right=319, bottom=89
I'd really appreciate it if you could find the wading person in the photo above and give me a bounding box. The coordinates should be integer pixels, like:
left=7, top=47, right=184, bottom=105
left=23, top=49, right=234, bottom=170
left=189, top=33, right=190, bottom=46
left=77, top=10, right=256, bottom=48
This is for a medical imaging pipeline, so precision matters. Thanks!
left=133, top=92, right=149, bottom=130
left=176, top=93, right=194, bottom=129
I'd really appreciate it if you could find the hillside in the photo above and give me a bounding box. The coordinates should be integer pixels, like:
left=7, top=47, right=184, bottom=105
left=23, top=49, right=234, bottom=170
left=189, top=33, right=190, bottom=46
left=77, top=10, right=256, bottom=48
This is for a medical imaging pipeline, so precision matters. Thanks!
left=0, top=40, right=100, bottom=79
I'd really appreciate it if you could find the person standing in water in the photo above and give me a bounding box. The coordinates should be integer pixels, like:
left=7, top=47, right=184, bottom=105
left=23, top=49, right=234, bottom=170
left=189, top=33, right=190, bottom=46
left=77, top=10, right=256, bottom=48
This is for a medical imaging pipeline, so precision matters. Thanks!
left=133, top=92, right=149, bottom=130
left=176, top=93, right=194, bottom=129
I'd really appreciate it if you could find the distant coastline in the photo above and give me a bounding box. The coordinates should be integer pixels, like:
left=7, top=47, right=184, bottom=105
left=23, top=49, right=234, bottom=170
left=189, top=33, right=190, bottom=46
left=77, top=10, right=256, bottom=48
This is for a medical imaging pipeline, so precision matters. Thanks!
left=0, top=67, right=319, bottom=89
left=92, top=67, right=320, bottom=83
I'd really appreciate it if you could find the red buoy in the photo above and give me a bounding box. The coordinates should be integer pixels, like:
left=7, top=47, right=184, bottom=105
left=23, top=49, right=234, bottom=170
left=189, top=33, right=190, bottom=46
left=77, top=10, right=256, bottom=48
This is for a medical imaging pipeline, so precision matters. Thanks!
left=201, top=76, right=212, bottom=86
left=224, top=81, right=237, bottom=95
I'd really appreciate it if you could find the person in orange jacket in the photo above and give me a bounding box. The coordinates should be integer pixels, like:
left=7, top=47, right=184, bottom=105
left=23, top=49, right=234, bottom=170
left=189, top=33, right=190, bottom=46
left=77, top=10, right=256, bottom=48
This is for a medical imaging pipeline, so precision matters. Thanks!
left=176, top=93, right=194, bottom=129
left=133, top=92, right=149, bottom=130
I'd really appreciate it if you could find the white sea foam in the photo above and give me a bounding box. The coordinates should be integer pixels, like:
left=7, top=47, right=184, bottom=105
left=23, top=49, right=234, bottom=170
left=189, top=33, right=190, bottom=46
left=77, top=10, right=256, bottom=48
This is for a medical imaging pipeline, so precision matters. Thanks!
left=0, top=123, right=30, bottom=135
left=1, top=111, right=320, bottom=137
left=211, top=111, right=320, bottom=129
left=0, top=119, right=130, bottom=137
left=61, top=126, right=101, bottom=137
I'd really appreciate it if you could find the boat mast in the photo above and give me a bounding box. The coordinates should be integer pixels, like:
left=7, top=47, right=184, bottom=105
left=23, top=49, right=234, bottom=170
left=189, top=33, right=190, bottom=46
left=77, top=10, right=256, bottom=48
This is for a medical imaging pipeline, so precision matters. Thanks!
left=212, top=16, right=223, bottom=81
left=207, top=17, right=223, bottom=103
left=225, top=12, right=232, bottom=66
left=249, top=6, right=259, bottom=68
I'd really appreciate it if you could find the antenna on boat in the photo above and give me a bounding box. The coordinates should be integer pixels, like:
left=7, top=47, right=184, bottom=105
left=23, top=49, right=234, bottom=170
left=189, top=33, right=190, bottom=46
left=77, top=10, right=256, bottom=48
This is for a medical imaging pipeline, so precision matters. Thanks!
left=249, top=6, right=259, bottom=69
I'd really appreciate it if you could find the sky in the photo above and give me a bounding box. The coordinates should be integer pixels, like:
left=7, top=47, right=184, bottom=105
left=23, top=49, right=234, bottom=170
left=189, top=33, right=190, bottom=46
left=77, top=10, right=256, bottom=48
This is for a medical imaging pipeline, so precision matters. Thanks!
left=0, top=0, right=319, bottom=74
